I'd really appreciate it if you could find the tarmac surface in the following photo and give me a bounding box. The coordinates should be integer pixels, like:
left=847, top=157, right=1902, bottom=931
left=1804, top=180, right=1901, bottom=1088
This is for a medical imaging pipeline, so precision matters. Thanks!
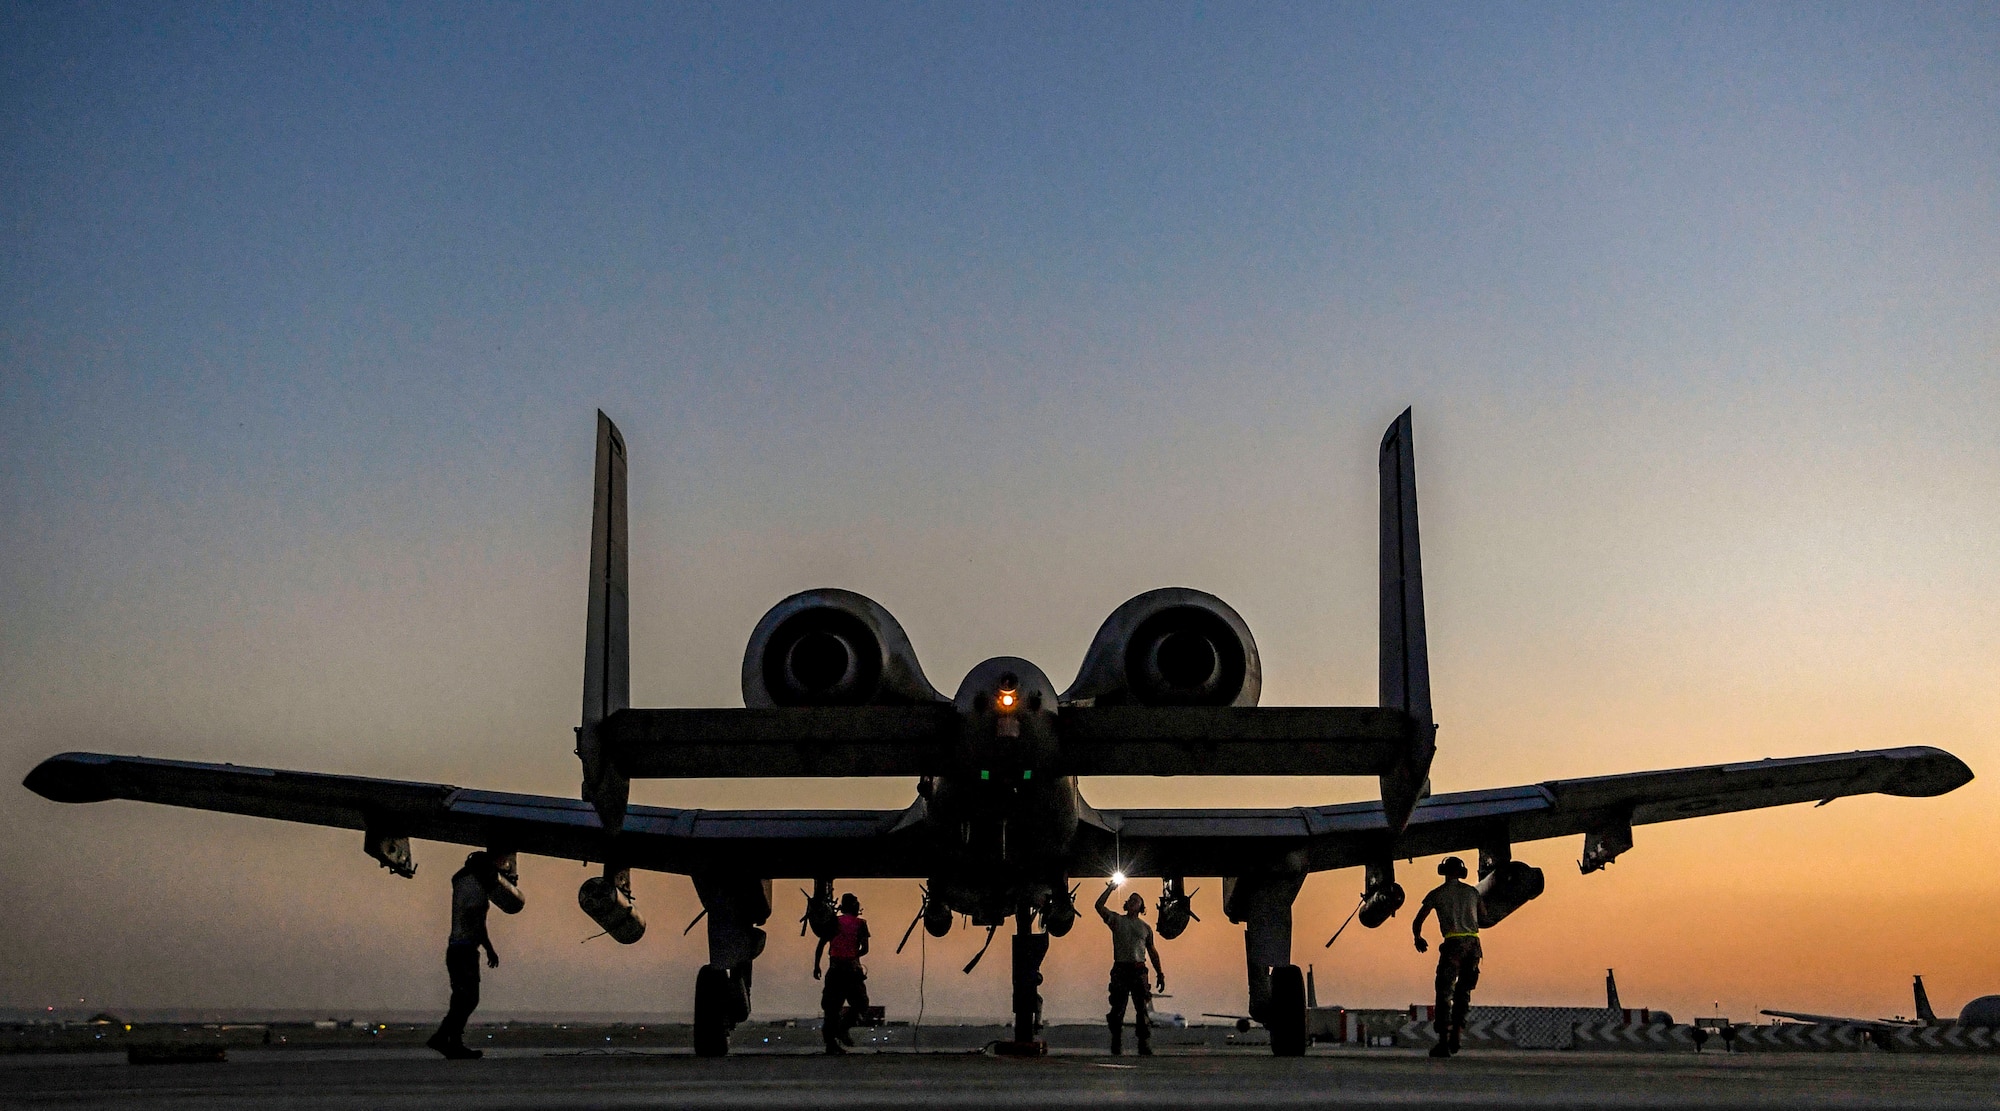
left=4, top=1047, right=1998, bottom=1110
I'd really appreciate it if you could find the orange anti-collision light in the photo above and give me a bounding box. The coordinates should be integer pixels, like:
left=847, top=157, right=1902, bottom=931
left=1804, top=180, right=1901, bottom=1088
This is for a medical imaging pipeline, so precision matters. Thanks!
left=997, top=691, right=1017, bottom=710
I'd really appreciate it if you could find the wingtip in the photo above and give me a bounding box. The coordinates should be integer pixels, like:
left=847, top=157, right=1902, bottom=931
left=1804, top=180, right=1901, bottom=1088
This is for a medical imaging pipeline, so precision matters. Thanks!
left=23, top=753, right=118, bottom=804
left=1884, top=747, right=1974, bottom=797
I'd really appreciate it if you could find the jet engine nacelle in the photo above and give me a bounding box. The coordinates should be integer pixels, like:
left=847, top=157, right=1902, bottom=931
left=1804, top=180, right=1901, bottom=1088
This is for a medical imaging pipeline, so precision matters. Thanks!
left=1063, top=588, right=1262, bottom=707
left=578, top=867, right=646, bottom=944
left=1476, top=860, right=1545, bottom=927
left=742, top=589, right=944, bottom=707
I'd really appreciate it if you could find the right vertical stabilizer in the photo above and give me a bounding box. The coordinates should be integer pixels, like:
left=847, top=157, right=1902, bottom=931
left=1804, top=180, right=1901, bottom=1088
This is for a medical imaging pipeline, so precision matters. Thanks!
left=1378, top=408, right=1436, bottom=833
left=578, top=411, right=631, bottom=830
left=1914, top=975, right=1937, bottom=1024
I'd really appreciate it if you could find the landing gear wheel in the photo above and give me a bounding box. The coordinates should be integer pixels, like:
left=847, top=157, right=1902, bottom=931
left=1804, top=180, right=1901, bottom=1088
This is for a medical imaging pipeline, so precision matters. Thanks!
left=693, top=965, right=732, bottom=1058
left=1268, top=964, right=1308, bottom=1057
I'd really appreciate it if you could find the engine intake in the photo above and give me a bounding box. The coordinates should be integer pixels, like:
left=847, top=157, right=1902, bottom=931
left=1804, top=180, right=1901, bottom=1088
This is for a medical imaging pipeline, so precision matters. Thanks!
left=1063, top=588, right=1261, bottom=707
left=742, top=589, right=944, bottom=707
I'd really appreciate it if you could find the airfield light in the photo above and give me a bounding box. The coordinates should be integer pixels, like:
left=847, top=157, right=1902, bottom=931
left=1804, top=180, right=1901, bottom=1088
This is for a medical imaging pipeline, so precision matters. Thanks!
left=1111, top=871, right=1127, bottom=886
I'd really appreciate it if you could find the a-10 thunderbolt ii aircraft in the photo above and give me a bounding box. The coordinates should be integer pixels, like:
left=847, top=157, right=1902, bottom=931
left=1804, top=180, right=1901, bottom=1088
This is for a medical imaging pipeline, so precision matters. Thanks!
left=25, top=410, right=1974, bottom=1057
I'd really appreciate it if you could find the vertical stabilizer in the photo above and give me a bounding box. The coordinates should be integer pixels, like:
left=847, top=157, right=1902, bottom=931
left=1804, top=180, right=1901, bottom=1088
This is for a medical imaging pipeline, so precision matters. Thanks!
left=1914, top=975, right=1936, bottom=1024
left=1378, top=408, right=1436, bottom=834
left=578, top=411, right=631, bottom=830
left=1607, top=969, right=1621, bottom=1010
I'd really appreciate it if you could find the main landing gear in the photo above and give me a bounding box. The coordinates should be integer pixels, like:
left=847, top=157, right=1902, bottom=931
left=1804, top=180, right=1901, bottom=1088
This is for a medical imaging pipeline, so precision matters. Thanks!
left=692, top=964, right=751, bottom=1058
left=995, top=904, right=1051, bottom=1056
left=1226, top=871, right=1310, bottom=1057
left=1266, top=964, right=1308, bottom=1057
left=689, top=874, right=771, bottom=1058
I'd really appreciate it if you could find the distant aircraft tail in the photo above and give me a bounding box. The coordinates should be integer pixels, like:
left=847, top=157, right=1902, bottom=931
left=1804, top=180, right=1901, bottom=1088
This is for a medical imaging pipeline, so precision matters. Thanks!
left=1607, top=969, right=1621, bottom=1010
left=578, top=411, right=632, bottom=830
left=1915, top=975, right=1937, bottom=1024
left=1378, top=408, right=1436, bottom=833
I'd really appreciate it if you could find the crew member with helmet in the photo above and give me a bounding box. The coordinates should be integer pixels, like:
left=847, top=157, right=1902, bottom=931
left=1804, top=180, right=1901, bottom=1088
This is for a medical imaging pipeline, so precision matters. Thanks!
left=1411, top=855, right=1484, bottom=1057
left=1096, top=878, right=1166, bottom=1056
left=813, top=893, right=871, bottom=1054
left=427, top=850, right=522, bottom=1059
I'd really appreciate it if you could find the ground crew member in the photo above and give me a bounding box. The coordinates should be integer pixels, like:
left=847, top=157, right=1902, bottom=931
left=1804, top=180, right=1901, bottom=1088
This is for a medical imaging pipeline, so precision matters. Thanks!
left=1096, top=878, right=1166, bottom=1056
left=1411, top=856, right=1483, bottom=1058
left=813, top=893, right=870, bottom=1054
left=427, top=851, right=506, bottom=1060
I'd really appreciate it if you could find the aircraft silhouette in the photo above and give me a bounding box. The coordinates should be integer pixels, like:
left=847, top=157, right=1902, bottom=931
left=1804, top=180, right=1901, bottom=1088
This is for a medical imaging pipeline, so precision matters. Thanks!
left=25, top=410, right=1973, bottom=1056
left=1763, top=975, right=2000, bottom=1034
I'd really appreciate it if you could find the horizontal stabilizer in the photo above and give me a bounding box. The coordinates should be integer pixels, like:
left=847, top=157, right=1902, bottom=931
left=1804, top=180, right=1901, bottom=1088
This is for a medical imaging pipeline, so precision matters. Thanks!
left=598, top=705, right=1421, bottom=779
left=605, top=706, right=959, bottom=778
left=1055, top=706, right=1416, bottom=776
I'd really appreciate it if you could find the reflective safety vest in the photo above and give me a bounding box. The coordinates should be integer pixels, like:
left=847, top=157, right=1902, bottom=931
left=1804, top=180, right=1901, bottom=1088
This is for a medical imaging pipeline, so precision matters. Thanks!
left=829, top=914, right=866, bottom=960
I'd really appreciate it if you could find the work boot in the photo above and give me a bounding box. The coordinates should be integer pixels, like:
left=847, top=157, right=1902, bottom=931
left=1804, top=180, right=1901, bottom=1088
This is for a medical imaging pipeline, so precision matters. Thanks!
left=1136, top=1021, right=1152, bottom=1056
left=427, top=1031, right=479, bottom=1060
left=1107, top=1019, right=1123, bottom=1056
left=823, top=1040, right=847, bottom=1056
left=1428, top=1042, right=1452, bottom=1058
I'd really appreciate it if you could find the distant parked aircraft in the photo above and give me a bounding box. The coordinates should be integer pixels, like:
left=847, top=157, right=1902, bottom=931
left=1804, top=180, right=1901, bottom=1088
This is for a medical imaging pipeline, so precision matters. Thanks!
left=1762, top=976, right=2000, bottom=1030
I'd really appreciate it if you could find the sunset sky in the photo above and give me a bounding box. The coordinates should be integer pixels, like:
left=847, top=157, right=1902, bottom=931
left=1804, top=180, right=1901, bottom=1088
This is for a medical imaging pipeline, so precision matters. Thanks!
left=4, top=4, right=1996, bottom=1025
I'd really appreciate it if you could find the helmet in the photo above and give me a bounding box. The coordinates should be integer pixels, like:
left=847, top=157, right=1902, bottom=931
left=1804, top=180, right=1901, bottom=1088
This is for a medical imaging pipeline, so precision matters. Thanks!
left=838, top=893, right=861, bottom=914
left=1438, top=856, right=1468, bottom=879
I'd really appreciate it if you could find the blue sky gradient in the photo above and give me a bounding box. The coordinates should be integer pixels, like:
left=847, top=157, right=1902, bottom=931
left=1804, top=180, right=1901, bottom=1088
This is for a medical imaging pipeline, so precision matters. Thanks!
left=4, top=3, right=1996, bottom=1022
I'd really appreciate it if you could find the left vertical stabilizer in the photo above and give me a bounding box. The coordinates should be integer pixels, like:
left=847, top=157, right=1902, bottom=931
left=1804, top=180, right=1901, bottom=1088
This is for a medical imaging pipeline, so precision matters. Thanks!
left=1378, top=408, right=1436, bottom=833
left=578, top=411, right=631, bottom=830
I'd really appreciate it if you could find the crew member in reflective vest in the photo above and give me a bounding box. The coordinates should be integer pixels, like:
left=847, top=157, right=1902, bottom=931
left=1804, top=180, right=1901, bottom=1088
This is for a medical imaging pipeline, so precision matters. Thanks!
left=1412, top=856, right=1484, bottom=1057
left=813, top=893, right=871, bottom=1054
left=1096, top=879, right=1166, bottom=1056
left=427, top=851, right=513, bottom=1059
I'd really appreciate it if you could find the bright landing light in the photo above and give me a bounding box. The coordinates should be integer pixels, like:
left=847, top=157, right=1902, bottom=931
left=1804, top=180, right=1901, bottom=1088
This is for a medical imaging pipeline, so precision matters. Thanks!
left=1111, top=871, right=1127, bottom=886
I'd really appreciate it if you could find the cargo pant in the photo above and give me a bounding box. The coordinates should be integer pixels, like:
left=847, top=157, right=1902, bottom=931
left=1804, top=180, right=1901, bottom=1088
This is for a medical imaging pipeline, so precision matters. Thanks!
left=1106, top=961, right=1152, bottom=1054
left=435, top=942, right=482, bottom=1047
left=1433, top=936, right=1482, bottom=1048
left=821, top=960, right=869, bottom=1050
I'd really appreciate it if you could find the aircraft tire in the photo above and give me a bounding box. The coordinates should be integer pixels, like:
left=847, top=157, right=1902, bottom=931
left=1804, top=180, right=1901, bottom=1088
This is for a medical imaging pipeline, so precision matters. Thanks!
left=1268, top=964, right=1308, bottom=1057
left=693, top=965, right=732, bottom=1057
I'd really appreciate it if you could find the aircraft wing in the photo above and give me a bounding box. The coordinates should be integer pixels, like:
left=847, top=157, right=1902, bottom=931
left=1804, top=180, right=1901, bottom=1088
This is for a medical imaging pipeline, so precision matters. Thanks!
left=24, top=744, right=1973, bottom=881
left=1096, top=745, right=1973, bottom=878
left=22, top=752, right=929, bottom=878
